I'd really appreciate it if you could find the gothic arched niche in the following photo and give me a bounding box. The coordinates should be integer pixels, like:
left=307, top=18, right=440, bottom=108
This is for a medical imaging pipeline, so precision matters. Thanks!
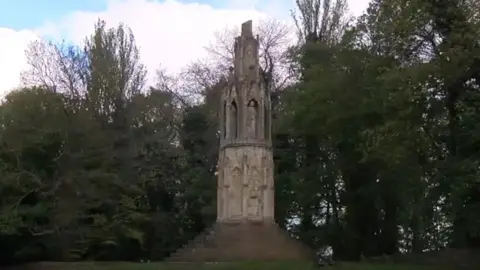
left=230, top=100, right=238, bottom=139
left=246, top=99, right=259, bottom=139
left=247, top=166, right=262, bottom=218
left=230, top=166, right=243, bottom=217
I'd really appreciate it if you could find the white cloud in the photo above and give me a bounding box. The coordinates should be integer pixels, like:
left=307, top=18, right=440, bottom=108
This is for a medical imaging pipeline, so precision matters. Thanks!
left=0, top=28, right=38, bottom=96
left=0, top=0, right=370, bottom=95
left=36, top=0, right=271, bottom=85
left=349, top=0, right=370, bottom=17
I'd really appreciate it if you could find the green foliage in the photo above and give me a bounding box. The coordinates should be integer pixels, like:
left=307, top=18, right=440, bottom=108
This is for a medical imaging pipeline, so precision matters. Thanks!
left=0, top=22, right=189, bottom=263
left=280, top=0, right=480, bottom=259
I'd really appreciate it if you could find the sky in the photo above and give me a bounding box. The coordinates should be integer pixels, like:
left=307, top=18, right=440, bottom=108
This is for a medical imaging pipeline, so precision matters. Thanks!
left=0, top=0, right=370, bottom=96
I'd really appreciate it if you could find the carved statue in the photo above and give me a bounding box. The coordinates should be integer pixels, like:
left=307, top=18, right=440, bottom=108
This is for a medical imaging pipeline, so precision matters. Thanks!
left=247, top=99, right=258, bottom=139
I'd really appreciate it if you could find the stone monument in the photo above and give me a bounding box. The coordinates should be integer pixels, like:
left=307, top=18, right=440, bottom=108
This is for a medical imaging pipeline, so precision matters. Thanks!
left=167, top=20, right=313, bottom=262
left=217, top=19, right=274, bottom=224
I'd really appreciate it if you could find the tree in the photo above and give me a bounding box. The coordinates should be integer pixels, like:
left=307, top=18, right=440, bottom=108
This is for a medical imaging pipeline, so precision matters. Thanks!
left=291, top=0, right=350, bottom=44
left=4, top=20, right=152, bottom=261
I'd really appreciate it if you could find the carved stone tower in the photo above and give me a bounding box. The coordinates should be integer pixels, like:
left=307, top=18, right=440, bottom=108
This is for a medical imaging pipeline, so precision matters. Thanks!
left=167, top=21, right=313, bottom=262
left=217, top=20, right=274, bottom=224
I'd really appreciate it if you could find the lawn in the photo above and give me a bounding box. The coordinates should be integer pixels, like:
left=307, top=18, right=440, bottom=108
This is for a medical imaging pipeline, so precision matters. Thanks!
left=9, top=261, right=454, bottom=270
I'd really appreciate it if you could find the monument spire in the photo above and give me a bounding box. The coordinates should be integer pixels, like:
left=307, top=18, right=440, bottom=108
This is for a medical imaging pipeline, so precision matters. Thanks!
left=241, top=20, right=253, bottom=37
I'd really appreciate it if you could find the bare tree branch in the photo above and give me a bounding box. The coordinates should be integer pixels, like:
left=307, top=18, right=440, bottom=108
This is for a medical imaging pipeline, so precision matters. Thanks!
left=292, top=0, right=350, bottom=44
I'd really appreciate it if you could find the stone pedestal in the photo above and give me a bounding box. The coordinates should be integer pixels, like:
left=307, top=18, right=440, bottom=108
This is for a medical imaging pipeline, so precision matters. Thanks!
left=167, top=222, right=314, bottom=262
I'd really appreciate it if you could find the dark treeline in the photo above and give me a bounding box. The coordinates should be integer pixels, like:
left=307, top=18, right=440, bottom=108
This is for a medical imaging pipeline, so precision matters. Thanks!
left=1, top=0, right=479, bottom=265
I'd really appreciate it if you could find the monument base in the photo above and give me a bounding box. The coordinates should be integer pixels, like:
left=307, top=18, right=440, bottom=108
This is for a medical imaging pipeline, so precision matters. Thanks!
left=166, top=221, right=314, bottom=262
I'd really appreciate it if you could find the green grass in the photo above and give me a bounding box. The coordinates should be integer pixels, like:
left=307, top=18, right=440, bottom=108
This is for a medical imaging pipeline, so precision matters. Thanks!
left=11, top=261, right=454, bottom=270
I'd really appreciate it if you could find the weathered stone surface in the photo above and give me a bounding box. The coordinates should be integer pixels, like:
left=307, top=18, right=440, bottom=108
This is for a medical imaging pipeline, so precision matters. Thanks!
left=218, top=19, right=273, bottom=224
left=217, top=146, right=274, bottom=223
left=167, top=20, right=312, bottom=262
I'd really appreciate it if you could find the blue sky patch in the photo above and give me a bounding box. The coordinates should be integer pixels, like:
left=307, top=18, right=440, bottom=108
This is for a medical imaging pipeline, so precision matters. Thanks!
left=0, top=0, right=108, bottom=30
left=0, top=0, right=256, bottom=30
